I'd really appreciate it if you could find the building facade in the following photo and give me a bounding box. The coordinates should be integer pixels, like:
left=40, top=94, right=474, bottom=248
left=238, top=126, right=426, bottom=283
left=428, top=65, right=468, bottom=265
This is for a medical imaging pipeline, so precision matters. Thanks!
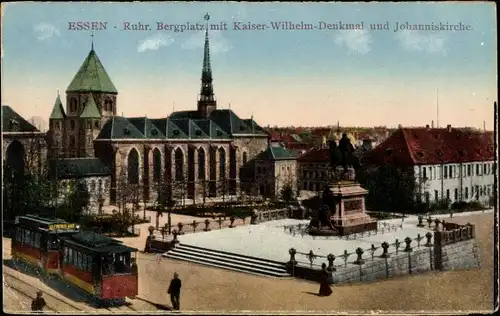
left=241, top=145, right=297, bottom=198
left=2, top=105, right=48, bottom=178
left=363, top=125, right=494, bottom=207
left=45, top=21, right=268, bottom=205
left=297, top=147, right=330, bottom=193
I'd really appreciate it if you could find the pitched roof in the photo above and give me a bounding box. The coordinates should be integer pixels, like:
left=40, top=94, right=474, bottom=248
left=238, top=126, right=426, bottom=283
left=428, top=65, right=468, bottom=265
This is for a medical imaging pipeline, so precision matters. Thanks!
left=79, top=95, right=101, bottom=118
left=311, top=128, right=331, bottom=137
left=97, top=116, right=145, bottom=140
left=2, top=105, right=39, bottom=132
left=297, top=147, right=329, bottom=163
left=362, top=127, right=494, bottom=166
left=169, top=109, right=267, bottom=136
left=49, top=94, right=66, bottom=120
left=128, top=117, right=165, bottom=139
left=49, top=158, right=110, bottom=179
left=254, top=145, right=297, bottom=161
left=66, top=49, right=117, bottom=94
left=265, top=128, right=282, bottom=141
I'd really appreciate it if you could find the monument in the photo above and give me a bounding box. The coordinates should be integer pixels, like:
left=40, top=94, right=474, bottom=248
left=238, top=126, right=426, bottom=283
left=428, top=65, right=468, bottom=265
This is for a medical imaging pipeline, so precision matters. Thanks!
left=307, top=134, right=377, bottom=236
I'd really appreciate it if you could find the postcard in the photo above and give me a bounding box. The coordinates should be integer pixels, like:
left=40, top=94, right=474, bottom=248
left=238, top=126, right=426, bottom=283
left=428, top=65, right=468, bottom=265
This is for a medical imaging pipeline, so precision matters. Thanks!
left=1, top=1, right=497, bottom=314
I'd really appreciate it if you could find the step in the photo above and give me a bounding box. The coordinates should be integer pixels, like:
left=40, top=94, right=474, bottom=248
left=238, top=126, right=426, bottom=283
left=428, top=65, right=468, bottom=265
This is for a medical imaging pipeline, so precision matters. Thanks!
left=165, top=251, right=290, bottom=277
left=165, top=253, right=291, bottom=278
left=168, top=247, right=287, bottom=274
left=174, top=244, right=287, bottom=269
left=176, top=243, right=285, bottom=265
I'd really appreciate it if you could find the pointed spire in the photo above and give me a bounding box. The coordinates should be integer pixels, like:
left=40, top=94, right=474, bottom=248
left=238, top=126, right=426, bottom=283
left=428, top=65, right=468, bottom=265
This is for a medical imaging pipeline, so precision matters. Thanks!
left=91, top=32, right=94, bottom=51
left=199, top=13, right=215, bottom=103
left=80, top=94, right=101, bottom=119
left=49, top=92, right=66, bottom=119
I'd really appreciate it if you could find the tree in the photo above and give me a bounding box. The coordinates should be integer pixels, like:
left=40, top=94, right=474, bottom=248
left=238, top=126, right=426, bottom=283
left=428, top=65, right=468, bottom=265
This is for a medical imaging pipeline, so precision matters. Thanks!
left=155, top=178, right=176, bottom=232
left=59, top=179, right=90, bottom=222
left=360, top=165, right=417, bottom=212
left=280, top=182, right=295, bottom=205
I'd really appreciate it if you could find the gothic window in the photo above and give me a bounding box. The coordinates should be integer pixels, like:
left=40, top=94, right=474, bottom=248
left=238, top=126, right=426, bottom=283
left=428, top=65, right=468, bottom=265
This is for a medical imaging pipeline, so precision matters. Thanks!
left=198, top=148, right=206, bottom=180
left=127, top=148, right=140, bottom=185
left=70, top=120, right=75, bottom=130
left=94, top=121, right=100, bottom=129
left=465, top=187, right=469, bottom=199
left=152, top=148, right=162, bottom=182
left=219, top=148, right=226, bottom=179
left=174, top=148, right=184, bottom=181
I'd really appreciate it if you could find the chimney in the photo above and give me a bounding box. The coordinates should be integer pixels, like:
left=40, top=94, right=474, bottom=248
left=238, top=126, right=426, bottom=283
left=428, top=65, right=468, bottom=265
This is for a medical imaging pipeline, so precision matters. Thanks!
left=447, top=124, right=452, bottom=132
left=431, top=120, right=434, bottom=128
left=425, top=124, right=430, bottom=130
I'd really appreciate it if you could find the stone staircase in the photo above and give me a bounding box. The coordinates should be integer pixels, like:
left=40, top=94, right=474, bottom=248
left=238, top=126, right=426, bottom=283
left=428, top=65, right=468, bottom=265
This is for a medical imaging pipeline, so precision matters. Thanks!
left=163, top=243, right=291, bottom=278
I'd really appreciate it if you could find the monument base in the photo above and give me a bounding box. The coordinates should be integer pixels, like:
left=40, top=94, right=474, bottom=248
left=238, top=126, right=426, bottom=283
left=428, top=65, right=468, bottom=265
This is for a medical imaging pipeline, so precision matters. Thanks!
left=332, top=220, right=378, bottom=235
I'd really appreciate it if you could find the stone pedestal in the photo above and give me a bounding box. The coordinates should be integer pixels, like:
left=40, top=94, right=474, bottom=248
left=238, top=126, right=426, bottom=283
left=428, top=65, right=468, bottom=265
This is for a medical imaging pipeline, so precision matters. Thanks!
left=328, top=180, right=377, bottom=236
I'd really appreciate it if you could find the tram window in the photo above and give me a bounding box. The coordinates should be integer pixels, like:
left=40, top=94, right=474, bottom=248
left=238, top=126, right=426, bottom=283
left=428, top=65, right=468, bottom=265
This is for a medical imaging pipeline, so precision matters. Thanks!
left=25, top=230, right=32, bottom=246
left=15, top=228, right=22, bottom=243
left=68, top=248, right=73, bottom=266
left=76, top=252, right=81, bottom=270
left=34, top=233, right=41, bottom=248
left=64, top=247, right=69, bottom=264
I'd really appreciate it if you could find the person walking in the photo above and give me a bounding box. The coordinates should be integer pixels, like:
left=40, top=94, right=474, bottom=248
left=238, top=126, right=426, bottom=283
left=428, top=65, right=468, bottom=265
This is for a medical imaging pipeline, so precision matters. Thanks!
left=318, top=263, right=333, bottom=297
left=168, top=272, right=181, bottom=310
left=31, top=291, right=46, bottom=312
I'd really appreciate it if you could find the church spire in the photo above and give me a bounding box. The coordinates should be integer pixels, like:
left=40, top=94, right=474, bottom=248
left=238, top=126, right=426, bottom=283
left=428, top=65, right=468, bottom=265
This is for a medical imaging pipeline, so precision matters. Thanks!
left=91, top=32, right=94, bottom=51
left=197, top=13, right=217, bottom=117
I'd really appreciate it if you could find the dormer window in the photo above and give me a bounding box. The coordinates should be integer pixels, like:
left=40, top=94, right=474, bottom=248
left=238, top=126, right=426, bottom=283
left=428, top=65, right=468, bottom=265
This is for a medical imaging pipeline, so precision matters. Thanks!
left=9, top=119, right=19, bottom=131
left=124, top=127, right=131, bottom=135
left=173, top=130, right=180, bottom=136
left=152, top=129, right=158, bottom=136
left=195, top=130, right=202, bottom=136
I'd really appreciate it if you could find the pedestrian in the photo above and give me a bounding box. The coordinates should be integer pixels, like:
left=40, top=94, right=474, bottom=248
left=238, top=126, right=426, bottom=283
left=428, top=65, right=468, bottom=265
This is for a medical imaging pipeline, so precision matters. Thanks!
left=31, top=291, right=46, bottom=312
left=318, top=263, right=333, bottom=297
left=167, top=272, right=181, bottom=310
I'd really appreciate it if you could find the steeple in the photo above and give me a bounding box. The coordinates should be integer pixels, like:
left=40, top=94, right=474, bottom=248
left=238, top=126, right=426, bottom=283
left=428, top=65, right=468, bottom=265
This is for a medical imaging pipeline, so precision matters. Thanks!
left=197, top=13, right=217, bottom=117
left=49, top=91, right=66, bottom=119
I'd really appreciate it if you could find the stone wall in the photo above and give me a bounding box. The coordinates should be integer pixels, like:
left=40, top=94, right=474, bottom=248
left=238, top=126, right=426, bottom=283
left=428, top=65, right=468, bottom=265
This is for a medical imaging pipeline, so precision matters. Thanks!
left=288, top=220, right=480, bottom=285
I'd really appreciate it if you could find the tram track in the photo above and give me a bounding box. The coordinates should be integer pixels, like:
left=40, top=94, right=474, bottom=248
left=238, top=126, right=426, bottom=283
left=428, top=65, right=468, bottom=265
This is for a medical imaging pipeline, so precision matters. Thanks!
left=3, top=272, right=80, bottom=312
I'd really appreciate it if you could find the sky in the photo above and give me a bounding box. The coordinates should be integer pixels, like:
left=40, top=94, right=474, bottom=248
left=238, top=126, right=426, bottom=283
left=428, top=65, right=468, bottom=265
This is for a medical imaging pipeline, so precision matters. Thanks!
left=1, top=2, right=497, bottom=129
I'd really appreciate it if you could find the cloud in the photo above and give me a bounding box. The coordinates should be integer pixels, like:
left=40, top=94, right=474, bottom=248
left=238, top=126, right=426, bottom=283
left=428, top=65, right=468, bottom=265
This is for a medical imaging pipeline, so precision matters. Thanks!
left=137, top=33, right=174, bottom=52
left=396, top=30, right=447, bottom=55
left=181, top=30, right=233, bottom=54
left=33, top=23, right=60, bottom=41
left=334, top=30, right=372, bottom=55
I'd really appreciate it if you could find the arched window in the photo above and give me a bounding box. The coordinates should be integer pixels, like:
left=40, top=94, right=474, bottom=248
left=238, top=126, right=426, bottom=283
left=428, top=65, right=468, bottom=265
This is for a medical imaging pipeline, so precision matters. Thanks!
left=127, top=148, right=140, bottom=184
left=5, top=140, right=26, bottom=179
left=219, top=148, right=226, bottom=179
left=153, top=148, right=162, bottom=182
left=174, top=148, right=184, bottom=181
left=198, top=148, right=206, bottom=180
left=70, top=98, right=77, bottom=113
left=242, top=152, right=248, bottom=165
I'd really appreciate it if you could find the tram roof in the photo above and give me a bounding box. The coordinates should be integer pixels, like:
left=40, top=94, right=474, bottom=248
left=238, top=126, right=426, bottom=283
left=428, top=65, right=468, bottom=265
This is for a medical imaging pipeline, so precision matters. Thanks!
left=63, top=231, right=138, bottom=254
left=19, top=214, right=70, bottom=225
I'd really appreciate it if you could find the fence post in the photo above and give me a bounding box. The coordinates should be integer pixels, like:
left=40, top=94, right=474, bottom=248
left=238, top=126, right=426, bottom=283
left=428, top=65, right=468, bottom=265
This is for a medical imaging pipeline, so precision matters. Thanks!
left=404, top=237, right=413, bottom=252
left=327, top=254, right=336, bottom=272
left=380, top=242, right=390, bottom=258
left=417, top=215, right=424, bottom=227
left=354, top=247, right=365, bottom=265
left=425, top=232, right=433, bottom=246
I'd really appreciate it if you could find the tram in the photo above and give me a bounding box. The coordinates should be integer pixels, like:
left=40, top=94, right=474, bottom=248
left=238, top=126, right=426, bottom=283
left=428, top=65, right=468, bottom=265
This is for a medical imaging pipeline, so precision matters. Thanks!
left=11, top=214, right=80, bottom=274
left=11, top=215, right=139, bottom=302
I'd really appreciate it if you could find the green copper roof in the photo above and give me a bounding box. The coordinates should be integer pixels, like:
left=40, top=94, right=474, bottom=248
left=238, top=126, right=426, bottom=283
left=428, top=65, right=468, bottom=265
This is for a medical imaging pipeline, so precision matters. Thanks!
left=79, top=95, right=101, bottom=118
left=254, top=146, right=297, bottom=161
left=66, top=49, right=118, bottom=94
left=97, top=116, right=145, bottom=140
left=49, top=94, right=66, bottom=120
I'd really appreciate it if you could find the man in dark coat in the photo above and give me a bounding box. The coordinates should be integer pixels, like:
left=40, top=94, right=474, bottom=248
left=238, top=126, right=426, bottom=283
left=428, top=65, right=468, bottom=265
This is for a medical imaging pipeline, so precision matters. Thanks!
left=168, top=272, right=181, bottom=310
left=31, top=291, right=46, bottom=312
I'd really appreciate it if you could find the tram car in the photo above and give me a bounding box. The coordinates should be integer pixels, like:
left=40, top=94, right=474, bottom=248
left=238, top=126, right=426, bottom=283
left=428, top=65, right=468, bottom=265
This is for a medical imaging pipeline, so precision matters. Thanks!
left=11, top=214, right=80, bottom=273
left=11, top=215, right=139, bottom=301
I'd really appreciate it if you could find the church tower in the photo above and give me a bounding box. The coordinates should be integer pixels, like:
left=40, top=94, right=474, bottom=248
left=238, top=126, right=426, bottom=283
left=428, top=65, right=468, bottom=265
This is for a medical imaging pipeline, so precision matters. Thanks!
left=64, top=36, right=118, bottom=157
left=47, top=92, right=66, bottom=159
left=197, top=13, right=217, bottom=118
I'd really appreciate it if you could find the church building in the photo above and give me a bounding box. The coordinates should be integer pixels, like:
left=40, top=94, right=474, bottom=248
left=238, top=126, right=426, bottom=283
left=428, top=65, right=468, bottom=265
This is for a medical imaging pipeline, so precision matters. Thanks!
left=46, top=16, right=269, bottom=206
